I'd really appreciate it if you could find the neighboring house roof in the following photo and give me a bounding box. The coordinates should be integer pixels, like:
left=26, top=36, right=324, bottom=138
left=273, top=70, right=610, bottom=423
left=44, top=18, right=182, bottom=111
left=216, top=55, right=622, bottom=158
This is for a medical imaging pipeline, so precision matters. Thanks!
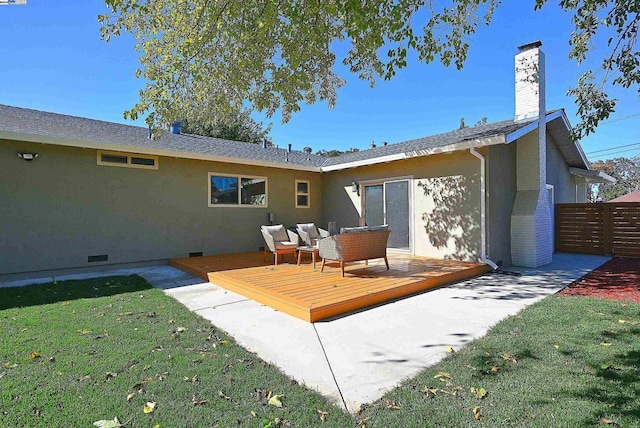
left=609, top=190, right=640, bottom=202
left=0, top=104, right=590, bottom=173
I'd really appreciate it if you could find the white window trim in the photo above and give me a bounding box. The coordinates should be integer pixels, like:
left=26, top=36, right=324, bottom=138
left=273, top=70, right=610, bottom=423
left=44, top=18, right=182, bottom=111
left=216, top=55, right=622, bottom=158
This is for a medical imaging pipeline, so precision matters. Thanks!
left=295, top=179, right=310, bottom=208
left=208, top=172, right=268, bottom=208
left=97, top=150, right=158, bottom=170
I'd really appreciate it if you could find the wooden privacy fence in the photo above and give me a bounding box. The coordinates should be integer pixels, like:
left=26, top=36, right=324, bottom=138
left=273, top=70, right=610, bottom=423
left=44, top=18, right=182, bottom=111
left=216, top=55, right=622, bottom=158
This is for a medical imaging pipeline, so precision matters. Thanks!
left=555, top=202, right=640, bottom=257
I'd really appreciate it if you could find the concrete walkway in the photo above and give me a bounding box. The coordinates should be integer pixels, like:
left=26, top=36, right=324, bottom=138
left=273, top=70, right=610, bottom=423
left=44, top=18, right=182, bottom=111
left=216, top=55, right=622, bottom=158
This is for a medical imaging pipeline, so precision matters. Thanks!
left=0, top=253, right=609, bottom=413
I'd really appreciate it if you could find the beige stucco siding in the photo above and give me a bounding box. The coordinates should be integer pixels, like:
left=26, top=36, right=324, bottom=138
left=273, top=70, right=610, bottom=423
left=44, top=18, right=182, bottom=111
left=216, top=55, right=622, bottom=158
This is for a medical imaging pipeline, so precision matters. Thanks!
left=487, top=143, right=517, bottom=267
left=1, top=139, right=322, bottom=275
left=322, top=151, right=481, bottom=261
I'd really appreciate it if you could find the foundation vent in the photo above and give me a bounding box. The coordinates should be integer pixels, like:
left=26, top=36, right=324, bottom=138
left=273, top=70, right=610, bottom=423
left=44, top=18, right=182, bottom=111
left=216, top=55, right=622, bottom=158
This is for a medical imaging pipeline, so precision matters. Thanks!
left=88, top=254, right=108, bottom=263
left=189, top=252, right=203, bottom=257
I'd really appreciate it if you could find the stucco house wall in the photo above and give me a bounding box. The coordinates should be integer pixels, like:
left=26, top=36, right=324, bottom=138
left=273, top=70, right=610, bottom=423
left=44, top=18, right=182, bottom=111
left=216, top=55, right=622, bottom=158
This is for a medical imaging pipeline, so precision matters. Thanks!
left=487, top=142, right=517, bottom=267
left=546, top=132, right=577, bottom=203
left=0, top=138, right=322, bottom=275
left=322, top=150, right=481, bottom=261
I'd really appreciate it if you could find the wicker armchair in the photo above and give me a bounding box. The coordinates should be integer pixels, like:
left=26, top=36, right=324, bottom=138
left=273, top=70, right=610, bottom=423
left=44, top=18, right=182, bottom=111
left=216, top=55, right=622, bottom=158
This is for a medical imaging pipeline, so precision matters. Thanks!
left=318, top=228, right=391, bottom=276
left=261, top=225, right=299, bottom=265
left=296, top=223, right=330, bottom=247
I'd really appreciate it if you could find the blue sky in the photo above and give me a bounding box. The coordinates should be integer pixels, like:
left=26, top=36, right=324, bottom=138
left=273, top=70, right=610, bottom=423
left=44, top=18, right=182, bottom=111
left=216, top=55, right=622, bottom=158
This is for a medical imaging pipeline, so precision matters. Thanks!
left=0, top=1, right=637, bottom=161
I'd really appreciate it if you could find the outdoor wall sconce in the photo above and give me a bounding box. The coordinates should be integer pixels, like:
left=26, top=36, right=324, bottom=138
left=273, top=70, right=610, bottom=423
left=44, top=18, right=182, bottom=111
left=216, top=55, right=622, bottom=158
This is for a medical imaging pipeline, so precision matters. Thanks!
left=17, top=152, right=38, bottom=161
left=351, top=181, right=360, bottom=196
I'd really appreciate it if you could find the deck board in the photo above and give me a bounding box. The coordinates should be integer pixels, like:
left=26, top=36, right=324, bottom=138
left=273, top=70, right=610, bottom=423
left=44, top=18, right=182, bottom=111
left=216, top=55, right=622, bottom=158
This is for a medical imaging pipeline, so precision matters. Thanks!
left=169, top=252, right=489, bottom=322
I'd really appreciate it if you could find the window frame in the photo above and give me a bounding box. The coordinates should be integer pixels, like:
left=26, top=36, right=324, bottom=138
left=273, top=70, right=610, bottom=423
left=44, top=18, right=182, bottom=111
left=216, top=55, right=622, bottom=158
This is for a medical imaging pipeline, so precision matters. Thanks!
left=208, top=172, right=268, bottom=208
left=295, top=179, right=310, bottom=208
left=97, top=150, right=158, bottom=170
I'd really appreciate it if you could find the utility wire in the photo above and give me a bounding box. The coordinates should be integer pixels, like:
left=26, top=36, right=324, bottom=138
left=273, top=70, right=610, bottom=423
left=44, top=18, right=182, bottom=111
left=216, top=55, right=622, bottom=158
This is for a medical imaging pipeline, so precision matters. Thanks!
left=586, top=141, right=640, bottom=155
left=588, top=146, right=640, bottom=158
left=598, top=112, right=640, bottom=126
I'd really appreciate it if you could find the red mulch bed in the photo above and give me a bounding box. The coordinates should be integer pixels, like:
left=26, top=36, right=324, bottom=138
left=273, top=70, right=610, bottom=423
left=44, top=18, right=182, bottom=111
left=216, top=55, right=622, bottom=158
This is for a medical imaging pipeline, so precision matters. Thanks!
left=559, top=257, right=640, bottom=303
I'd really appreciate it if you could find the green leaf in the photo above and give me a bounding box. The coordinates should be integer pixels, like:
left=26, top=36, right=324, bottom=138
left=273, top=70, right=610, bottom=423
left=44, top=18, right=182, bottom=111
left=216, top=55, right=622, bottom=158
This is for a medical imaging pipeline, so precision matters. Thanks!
left=268, top=394, right=284, bottom=408
left=471, top=387, right=488, bottom=399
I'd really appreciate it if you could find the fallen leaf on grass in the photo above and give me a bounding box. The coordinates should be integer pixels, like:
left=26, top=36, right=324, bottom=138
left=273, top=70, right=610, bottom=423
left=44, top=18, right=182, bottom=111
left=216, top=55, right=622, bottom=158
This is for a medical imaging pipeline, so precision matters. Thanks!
left=618, top=320, right=626, bottom=324
left=29, top=351, right=40, bottom=360
left=105, top=372, right=117, bottom=381
left=192, top=396, right=208, bottom=406
left=76, top=329, right=91, bottom=335
left=356, top=417, right=370, bottom=428
left=434, top=372, right=451, bottom=379
left=422, top=386, right=439, bottom=398
left=317, top=409, right=328, bottom=422
left=218, top=390, right=231, bottom=400
left=601, top=418, right=617, bottom=425
left=93, top=417, right=123, bottom=428
left=554, top=344, right=560, bottom=349
left=491, top=366, right=500, bottom=373
left=268, top=394, right=284, bottom=408
left=126, top=392, right=137, bottom=402
left=3, top=363, right=18, bottom=369
left=143, top=401, right=156, bottom=414
left=446, top=346, right=455, bottom=353
left=502, top=353, right=518, bottom=362
left=382, top=399, right=401, bottom=410
left=601, top=364, right=621, bottom=370
left=471, top=387, right=488, bottom=399
left=600, top=343, right=612, bottom=346
left=473, top=406, right=481, bottom=420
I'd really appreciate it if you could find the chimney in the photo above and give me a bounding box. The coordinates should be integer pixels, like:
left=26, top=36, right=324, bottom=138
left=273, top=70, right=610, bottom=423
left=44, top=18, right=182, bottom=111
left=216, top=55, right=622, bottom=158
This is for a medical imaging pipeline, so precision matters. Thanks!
left=515, top=40, right=545, bottom=122
left=510, top=40, right=553, bottom=268
left=170, top=120, right=183, bottom=135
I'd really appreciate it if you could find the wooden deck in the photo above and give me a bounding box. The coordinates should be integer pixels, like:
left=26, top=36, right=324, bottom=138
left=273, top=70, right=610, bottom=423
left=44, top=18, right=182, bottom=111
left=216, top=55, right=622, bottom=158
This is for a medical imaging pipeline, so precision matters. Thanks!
left=169, top=252, right=489, bottom=322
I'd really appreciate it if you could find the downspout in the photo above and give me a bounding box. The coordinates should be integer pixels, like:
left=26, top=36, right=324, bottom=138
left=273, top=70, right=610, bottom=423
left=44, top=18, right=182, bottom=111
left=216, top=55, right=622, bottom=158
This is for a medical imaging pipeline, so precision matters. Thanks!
left=470, top=148, right=499, bottom=270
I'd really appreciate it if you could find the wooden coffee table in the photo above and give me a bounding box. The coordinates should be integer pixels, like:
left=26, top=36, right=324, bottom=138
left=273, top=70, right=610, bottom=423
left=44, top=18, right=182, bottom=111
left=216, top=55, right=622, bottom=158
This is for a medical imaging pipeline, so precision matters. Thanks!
left=297, top=245, right=320, bottom=269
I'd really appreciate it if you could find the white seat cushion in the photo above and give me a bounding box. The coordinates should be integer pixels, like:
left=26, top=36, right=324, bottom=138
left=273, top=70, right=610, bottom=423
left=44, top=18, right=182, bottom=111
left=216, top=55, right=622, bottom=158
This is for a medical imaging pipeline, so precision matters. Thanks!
left=275, top=241, right=298, bottom=250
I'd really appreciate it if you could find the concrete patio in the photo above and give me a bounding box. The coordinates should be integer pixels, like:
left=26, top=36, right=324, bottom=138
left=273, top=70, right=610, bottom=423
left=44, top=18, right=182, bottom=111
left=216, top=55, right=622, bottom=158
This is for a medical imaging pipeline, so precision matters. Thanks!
left=0, top=253, right=610, bottom=413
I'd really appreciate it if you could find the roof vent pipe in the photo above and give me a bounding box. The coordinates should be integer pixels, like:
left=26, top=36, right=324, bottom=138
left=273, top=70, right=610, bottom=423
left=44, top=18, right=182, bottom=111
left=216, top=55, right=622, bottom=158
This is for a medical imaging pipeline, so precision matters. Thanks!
left=288, top=143, right=292, bottom=153
left=262, top=139, right=268, bottom=149
left=170, top=121, right=183, bottom=135
left=370, top=142, right=376, bottom=149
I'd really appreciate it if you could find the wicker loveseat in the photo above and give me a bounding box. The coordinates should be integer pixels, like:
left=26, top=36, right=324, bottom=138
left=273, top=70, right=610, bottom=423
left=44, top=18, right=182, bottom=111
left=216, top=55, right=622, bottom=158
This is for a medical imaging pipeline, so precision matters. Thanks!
left=318, top=226, right=391, bottom=276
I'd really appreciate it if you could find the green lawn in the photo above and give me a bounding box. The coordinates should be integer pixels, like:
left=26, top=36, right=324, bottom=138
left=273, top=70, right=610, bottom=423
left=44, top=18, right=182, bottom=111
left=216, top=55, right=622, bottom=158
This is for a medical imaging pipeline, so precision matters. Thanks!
left=1, top=276, right=639, bottom=427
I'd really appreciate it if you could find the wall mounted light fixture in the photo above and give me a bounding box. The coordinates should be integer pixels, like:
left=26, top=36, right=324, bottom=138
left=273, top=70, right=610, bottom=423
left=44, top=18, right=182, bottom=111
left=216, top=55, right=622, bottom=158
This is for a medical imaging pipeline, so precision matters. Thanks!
left=17, top=152, right=38, bottom=161
left=351, top=181, right=360, bottom=196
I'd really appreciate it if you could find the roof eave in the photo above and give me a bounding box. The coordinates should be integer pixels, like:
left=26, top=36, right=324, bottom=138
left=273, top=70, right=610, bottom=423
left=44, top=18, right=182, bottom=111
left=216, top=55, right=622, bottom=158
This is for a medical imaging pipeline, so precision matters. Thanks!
left=320, top=134, right=507, bottom=172
left=0, top=130, right=322, bottom=172
left=569, top=167, right=617, bottom=183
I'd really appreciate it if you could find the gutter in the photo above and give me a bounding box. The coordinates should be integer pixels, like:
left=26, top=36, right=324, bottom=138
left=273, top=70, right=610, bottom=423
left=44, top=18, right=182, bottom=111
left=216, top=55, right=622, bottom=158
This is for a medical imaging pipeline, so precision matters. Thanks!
left=469, top=148, right=498, bottom=270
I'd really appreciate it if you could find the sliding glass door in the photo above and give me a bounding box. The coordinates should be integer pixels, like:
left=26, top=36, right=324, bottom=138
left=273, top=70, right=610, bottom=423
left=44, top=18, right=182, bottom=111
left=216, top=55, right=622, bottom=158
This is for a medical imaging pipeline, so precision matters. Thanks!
left=363, top=179, right=411, bottom=251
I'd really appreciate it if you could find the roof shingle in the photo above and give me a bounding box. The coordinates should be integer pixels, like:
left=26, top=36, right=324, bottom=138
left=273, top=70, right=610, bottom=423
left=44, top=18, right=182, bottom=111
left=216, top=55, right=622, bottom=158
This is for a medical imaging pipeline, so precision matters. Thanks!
left=0, top=104, right=541, bottom=170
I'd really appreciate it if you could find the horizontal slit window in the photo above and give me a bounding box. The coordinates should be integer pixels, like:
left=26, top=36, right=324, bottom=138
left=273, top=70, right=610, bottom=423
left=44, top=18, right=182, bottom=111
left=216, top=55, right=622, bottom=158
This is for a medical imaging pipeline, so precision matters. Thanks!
left=97, top=151, right=158, bottom=170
